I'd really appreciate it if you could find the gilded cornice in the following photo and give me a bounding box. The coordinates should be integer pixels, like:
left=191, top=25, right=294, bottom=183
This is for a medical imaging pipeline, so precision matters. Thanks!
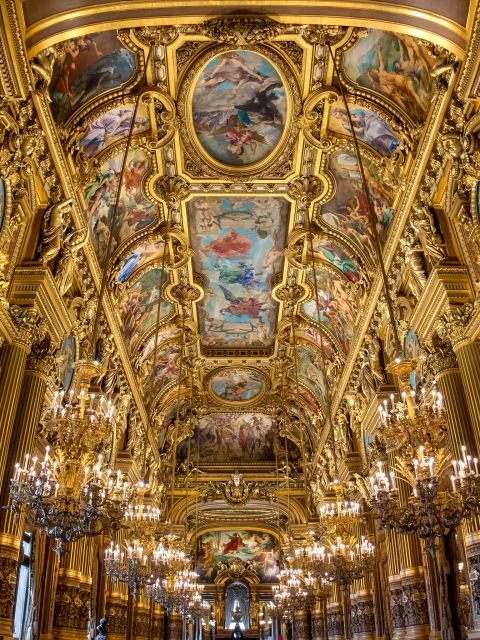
left=21, top=2, right=469, bottom=58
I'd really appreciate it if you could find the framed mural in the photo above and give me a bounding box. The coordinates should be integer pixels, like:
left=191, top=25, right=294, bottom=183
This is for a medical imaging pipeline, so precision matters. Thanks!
left=208, top=367, right=264, bottom=404
left=191, top=50, right=287, bottom=168
left=313, top=238, right=362, bottom=284
left=50, top=31, right=137, bottom=123
left=187, top=196, right=288, bottom=350
left=343, top=30, right=434, bottom=123
left=84, top=147, right=157, bottom=264
left=196, top=530, right=279, bottom=582
left=79, top=103, right=150, bottom=157
left=58, top=334, right=76, bottom=391
left=116, top=237, right=165, bottom=283
left=302, top=268, right=357, bottom=355
left=118, top=268, right=172, bottom=352
left=319, top=149, right=393, bottom=260
left=328, top=100, right=399, bottom=157
left=177, top=413, right=279, bottom=464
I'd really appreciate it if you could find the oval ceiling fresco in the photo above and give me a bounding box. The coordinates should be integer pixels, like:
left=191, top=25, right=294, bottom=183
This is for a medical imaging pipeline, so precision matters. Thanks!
left=191, top=50, right=287, bottom=167
left=208, top=367, right=264, bottom=404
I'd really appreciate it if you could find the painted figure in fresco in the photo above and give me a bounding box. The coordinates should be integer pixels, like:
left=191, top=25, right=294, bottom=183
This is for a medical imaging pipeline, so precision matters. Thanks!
left=199, top=52, right=265, bottom=93
left=51, top=32, right=136, bottom=122
left=331, top=107, right=399, bottom=157
left=80, top=107, right=149, bottom=156
left=344, top=30, right=433, bottom=123
left=188, top=196, right=287, bottom=348
left=207, top=230, right=252, bottom=262
left=223, top=533, right=245, bottom=555
left=193, top=51, right=286, bottom=166
left=317, top=242, right=360, bottom=283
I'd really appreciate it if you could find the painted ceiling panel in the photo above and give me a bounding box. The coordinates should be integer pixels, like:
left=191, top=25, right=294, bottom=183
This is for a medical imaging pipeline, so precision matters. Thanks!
left=84, top=147, right=157, bottom=264
left=320, top=149, right=394, bottom=261
left=327, top=100, right=399, bottom=157
left=196, top=530, right=279, bottom=582
left=303, top=269, right=358, bottom=355
left=192, top=50, right=287, bottom=168
left=343, top=29, right=435, bottom=122
left=49, top=31, right=137, bottom=123
left=187, top=196, right=288, bottom=350
left=79, top=103, right=150, bottom=157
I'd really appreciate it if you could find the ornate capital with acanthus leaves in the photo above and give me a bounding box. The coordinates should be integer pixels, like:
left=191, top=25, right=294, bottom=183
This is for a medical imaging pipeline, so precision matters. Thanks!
left=424, top=342, right=458, bottom=377
left=436, top=301, right=478, bottom=350
left=9, top=305, right=47, bottom=350
left=26, top=338, right=57, bottom=376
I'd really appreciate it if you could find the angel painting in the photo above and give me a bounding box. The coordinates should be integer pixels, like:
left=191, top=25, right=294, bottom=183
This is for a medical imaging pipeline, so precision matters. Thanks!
left=192, top=50, right=287, bottom=166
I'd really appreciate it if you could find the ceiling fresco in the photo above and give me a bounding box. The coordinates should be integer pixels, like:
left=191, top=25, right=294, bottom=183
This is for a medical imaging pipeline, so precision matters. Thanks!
left=342, top=30, right=435, bottom=122
left=188, top=196, right=288, bottom=350
left=49, top=31, right=138, bottom=123
left=191, top=51, right=287, bottom=167
left=85, top=147, right=158, bottom=264
left=31, top=13, right=457, bottom=507
left=79, top=103, right=150, bottom=157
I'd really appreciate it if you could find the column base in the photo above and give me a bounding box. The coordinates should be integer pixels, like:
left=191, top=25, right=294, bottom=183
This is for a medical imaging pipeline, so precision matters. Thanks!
left=403, top=624, right=431, bottom=640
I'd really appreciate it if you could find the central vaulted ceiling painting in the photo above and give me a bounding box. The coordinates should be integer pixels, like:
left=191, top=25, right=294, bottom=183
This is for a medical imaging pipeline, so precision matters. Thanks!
left=188, top=196, right=288, bottom=351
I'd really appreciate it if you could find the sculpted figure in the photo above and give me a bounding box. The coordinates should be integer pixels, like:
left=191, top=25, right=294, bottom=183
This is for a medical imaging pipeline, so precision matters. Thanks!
left=55, top=226, right=88, bottom=295
left=39, top=199, right=72, bottom=264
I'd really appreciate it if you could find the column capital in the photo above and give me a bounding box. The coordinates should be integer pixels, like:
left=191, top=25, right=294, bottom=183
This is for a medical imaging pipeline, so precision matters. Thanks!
left=25, top=338, right=57, bottom=376
left=9, top=304, right=46, bottom=350
left=424, top=342, right=458, bottom=378
left=436, top=301, right=478, bottom=350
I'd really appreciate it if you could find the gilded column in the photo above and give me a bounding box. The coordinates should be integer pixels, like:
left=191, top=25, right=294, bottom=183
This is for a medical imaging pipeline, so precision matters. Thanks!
left=328, top=586, right=344, bottom=640
left=430, top=341, right=480, bottom=630
left=312, top=601, right=325, bottom=640
left=52, top=538, right=93, bottom=639
left=0, top=321, right=49, bottom=640
left=166, top=611, right=183, bottom=640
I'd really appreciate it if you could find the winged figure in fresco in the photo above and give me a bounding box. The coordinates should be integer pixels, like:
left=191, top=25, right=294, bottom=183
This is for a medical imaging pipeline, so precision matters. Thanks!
left=210, top=116, right=269, bottom=158
left=218, top=285, right=267, bottom=319
left=234, top=77, right=283, bottom=125
left=206, top=229, right=252, bottom=262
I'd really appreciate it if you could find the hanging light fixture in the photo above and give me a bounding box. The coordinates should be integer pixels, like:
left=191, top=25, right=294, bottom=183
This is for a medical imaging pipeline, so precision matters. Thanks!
left=9, top=361, right=128, bottom=555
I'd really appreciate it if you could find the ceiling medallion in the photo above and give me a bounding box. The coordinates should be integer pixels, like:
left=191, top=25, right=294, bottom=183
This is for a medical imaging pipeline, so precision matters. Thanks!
left=178, top=43, right=301, bottom=178
left=206, top=367, right=267, bottom=406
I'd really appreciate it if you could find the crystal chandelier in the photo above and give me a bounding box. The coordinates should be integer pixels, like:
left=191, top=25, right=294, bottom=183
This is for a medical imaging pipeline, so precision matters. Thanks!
left=104, top=539, right=157, bottom=599
left=9, top=365, right=127, bottom=554
left=317, top=482, right=361, bottom=535
left=370, top=444, right=480, bottom=553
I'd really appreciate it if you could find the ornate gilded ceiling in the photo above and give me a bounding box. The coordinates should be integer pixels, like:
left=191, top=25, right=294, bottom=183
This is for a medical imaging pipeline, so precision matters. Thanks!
left=22, top=6, right=462, bottom=485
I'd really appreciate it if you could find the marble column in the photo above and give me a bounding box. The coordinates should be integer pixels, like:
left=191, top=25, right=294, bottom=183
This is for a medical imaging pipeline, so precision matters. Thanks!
left=0, top=331, right=50, bottom=640
left=327, top=595, right=344, bottom=640
left=293, top=609, right=309, bottom=640
left=351, top=589, right=375, bottom=640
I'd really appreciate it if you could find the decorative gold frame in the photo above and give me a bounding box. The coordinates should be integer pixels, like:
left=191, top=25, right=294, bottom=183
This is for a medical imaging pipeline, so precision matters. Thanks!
left=176, top=42, right=302, bottom=180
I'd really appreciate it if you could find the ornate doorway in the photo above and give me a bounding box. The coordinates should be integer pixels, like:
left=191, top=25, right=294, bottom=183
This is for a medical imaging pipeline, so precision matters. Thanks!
left=225, top=581, right=250, bottom=630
